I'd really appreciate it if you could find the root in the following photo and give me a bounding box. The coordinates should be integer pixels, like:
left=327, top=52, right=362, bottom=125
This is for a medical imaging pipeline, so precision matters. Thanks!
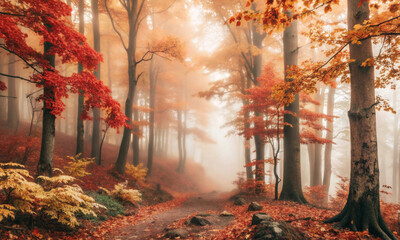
left=324, top=204, right=397, bottom=240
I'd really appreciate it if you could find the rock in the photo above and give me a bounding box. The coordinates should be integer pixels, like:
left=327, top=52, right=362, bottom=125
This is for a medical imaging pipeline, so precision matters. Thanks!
left=220, top=211, right=234, bottom=217
left=253, top=219, right=309, bottom=240
left=123, top=209, right=136, bottom=216
left=251, top=213, right=272, bottom=225
left=196, top=212, right=212, bottom=217
left=165, top=228, right=189, bottom=239
left=248, top=202, right=263, bottom=211
left=234, top=197, right=246, bottom=206
left=190, top=216, right=212, bottom=226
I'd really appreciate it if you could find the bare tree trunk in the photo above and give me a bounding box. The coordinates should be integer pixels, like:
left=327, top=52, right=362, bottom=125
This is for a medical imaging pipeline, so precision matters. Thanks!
left=279, top=14, right=307, bottom=203
left=313, top=86, right=324, bottom=186
left=0, top=43, right=6, bottom=122
left=37, top=39, right=55, bottom=177
left=307, top=144, right=315, bottom=186
left=325, top=1, right=396, bottom=239
left=76, top=0, right=85, bottom=155
left=132, top=100, right=140, bottom=166
left=91, top=0, right=101, bottom=163
left=392, top=87, right=399, bottom=203
left=252, top=18, right=266, bottom=194
left=114, top=0, right=139, bottom=174
left=7, top=54, right=19, bottom=132
left=177, top=109, right=183, bottom=173
left=323, top=85, right=335, bottom=203
left=147, top=58, right=157, bottom=172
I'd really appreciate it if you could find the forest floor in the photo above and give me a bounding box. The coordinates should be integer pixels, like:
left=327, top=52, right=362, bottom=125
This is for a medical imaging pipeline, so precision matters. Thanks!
left=1, top=123, right=400, bottom=239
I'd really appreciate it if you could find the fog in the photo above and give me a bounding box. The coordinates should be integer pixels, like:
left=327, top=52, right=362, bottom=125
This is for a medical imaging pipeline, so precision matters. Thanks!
left=1, top=0, right=400, bottom=203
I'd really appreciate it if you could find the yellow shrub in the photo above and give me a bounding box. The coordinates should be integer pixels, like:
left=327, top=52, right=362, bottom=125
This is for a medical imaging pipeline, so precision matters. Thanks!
left=111, top=182, right=142, bottom=205
left=64, top=154, right=93, bottom=178
left=125, top=163, right=147, bottom=187
left=0, top=163, right=96, bottom=228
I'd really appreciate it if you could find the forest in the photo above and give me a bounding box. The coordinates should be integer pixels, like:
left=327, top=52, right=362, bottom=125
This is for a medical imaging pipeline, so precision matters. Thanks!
left=1, top=0, right=400, bottom=239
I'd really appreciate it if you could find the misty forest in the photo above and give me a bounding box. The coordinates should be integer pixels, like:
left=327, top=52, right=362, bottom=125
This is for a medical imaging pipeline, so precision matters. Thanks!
left=3, top=0, right=400, bottom=239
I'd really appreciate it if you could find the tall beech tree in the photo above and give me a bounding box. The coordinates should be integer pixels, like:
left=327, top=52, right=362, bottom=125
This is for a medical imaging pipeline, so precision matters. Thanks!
left=91, top=0, right=101, bottom=163
left=279, top=13, right=307, bottom=203
left=325, top=1, right=396, bottom=239
left=106, top=0, right=143, bottom=174
left=0, top=0, right=127, bottom=176
left=76, top=0, right=85, bottom=155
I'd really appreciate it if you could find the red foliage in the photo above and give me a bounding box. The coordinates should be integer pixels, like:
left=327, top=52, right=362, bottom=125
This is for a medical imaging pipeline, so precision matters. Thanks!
left=0, top=0, right=127, bottom=129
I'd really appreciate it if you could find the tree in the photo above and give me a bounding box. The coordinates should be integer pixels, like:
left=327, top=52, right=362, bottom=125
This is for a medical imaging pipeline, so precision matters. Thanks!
left=279, top=12, right=307, bottom=203
left=0, top=0, right=127, bottom=176
left=105, top=0, right=146, bottom=174
left=91, top=0, right=101, bottom=163
left=325, top=1, right=396, bottom=239
left=7, top=54, right=18, bottom=132
left=76, top=0, right=85, bottom=156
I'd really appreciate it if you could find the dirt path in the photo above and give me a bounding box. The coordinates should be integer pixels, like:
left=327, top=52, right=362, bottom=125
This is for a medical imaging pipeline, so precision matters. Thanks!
left=107, top=192, right=232, bottom=239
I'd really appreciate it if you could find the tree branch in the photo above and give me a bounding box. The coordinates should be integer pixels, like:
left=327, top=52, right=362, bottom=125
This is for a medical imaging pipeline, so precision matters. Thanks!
left=0, top=72, right=34, bottom=83
left=105, top=0, right=128, bottom=51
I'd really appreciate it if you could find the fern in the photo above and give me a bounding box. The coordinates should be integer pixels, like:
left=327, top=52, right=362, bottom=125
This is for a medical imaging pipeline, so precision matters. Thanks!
left=0, top=163, right=96, bottom=228
left=110, top=182, right=142, bottom=205
left=125, top=163, right=147, bottom=187
left=64, top=154, right=93, bottom=178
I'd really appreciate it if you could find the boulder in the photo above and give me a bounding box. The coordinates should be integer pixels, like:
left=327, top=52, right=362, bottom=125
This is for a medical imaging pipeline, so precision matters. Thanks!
left=248, top=202, right=263, bottom=211
left=234, top=197, right=246, bottom=206
left=165, top=228, right=189, bottom=239
left=220, top=211, right=234, bottom=217
left=190, top=216, right=211, bottom=226
left=251, top=213, right=272, bottom=225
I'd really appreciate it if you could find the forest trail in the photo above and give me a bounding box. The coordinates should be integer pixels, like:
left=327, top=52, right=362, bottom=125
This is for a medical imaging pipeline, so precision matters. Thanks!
left=106, top=192, right=233, bottom=239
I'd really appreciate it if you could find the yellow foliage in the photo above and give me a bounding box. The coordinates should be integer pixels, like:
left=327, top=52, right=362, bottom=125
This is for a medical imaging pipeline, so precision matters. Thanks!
left=64, top=154, right=93, bottom=178
left=125, top=163, right=147, bottom=187
left=111, top=182, right=142, bottom=205
left=0, top=163, right=96, bottom=228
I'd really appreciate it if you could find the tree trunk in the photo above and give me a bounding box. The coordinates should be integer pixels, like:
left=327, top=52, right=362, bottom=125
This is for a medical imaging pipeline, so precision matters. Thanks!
left=76, top=0, right=85, bottom=156
left=182, top=108, right=187, bottom=171
left=147, top=58, right=156, bottom=173
left=115, top=0, right=139, bottom=174
left=7, top=54, right=19, bottom=132
left=37, top=39, right=55, bottom=177
left=132, top=101, right=140, bottom=166
left=252, top=16, right=266, bottom=194
left=323, top=85, right=335, bottom=203
left=279, top=14, right=307, bottom=203
left=313, top=86, right=324, bottom=186
left=0, top=44, right=6, bottom=122
left=307, top=144, right=315, bottom=186
left=325, top=1, right=396, bottom=239
left=392, top=86, right=399, bottom=203
left=91, top=0, right=101, bottom=163
left=177, top=109, right=184, bottom=173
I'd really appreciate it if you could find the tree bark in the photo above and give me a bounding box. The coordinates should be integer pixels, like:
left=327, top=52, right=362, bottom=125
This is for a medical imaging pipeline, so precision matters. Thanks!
left=0, top=43, right=6, bottom=122
left=279, top=14, right=307, bottom=203
left=76, top=0, right=85, bottom=156
left=132, top=99, right=140, bottom=166
left=323, top=85, right=335, bottom=202
left=252, top=15, right=266, bottom=194
left=91, top=0, right=101, bottom=163
left=37, top=39, right=55, bottom=177
left=147, top=58, right=156, bottom=173
left=325, top=1, right=396, bottom=239
left=114, top=0, right=139, bottom=174
left=393, top=86, right=399, bottom=203
left=7, top=54, right=19, bottom=132
left=177, top=109, right=184, bottom=173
